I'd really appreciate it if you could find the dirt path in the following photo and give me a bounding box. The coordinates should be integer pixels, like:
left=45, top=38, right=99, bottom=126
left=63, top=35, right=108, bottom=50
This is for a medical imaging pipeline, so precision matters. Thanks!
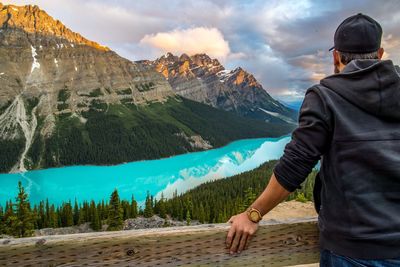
left=263, top=200, right=317, bottom=221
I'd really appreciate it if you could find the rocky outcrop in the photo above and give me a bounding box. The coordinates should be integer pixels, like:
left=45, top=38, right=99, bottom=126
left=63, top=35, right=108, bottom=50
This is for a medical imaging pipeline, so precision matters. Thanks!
left=0, top=3, right=174, bottom=120
left=32, top=216, right=200, bottom=236
left=175, top=132, right=213, bottom=150
left=34, top=222, right=96, bottom=236
left=0, top=4, right=109, bottom=51
left=0, top=3, right=175, bottom=172
left=123, top=215, right=200, bottom=230
left=142, top=53, right=298, bottom=124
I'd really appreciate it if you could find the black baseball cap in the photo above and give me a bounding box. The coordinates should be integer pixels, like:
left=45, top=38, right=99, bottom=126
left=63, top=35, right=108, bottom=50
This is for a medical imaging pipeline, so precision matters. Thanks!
left=329, top=13, right=382, bottom=53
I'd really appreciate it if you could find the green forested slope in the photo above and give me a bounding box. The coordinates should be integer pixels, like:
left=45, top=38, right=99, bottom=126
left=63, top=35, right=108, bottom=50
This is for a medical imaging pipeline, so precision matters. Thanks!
left=162, top=160, right=317, bottom=223
left=16, top=96, right=294, bottom=171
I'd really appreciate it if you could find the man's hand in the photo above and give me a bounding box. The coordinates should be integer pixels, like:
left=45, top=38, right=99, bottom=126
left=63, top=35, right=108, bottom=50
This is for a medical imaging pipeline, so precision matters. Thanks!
left=226, top=212, right=259, bottom=254
left=225, top=174, right=290, bottom=255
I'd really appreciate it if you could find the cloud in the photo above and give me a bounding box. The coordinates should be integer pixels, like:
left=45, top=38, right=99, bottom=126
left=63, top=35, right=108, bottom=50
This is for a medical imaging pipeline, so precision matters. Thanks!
left=3, top=0, right=400, bottom=101
left=140, top=27, right=231, bottom=60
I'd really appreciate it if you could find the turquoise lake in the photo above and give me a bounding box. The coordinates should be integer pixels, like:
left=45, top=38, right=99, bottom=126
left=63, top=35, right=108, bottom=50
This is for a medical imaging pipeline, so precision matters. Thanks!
left=0, top=135, right=291, bottom=206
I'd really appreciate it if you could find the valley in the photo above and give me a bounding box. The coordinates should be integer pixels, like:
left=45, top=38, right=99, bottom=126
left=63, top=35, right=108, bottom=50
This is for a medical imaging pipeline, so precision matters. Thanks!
left=0, top=3, right=297, bottom=173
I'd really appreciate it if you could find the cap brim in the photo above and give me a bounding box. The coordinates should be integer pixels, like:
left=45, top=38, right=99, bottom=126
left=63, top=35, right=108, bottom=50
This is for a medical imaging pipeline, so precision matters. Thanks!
left=329, top=46, right=335, bottom=51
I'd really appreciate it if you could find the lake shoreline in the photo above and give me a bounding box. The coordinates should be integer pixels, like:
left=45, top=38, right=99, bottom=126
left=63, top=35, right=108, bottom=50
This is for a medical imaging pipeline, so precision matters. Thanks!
left=4, top=134, right=292, bottom=175
left=0, top=136, right=292, bottom=207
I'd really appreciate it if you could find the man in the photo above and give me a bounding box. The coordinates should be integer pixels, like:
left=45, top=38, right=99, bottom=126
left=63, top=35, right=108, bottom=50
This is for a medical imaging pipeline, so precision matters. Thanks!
left=226, top=13, right=400, bottom=266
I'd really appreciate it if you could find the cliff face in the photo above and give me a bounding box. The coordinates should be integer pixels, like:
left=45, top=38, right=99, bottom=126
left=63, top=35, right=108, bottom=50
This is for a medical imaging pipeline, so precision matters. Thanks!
left=0, top=3, right=109, bottom=51
left=142, top=53, right=298, bottom=124
left=0, top=3, right=174, bottom=136
left=0, top=3, right=172, bottom=172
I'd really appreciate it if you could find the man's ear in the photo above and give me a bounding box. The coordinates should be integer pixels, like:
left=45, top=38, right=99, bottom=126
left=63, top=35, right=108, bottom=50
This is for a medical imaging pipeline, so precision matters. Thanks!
left=378, top=47, right=384, bottom=59
left=333, top=50, right=341, bottom=65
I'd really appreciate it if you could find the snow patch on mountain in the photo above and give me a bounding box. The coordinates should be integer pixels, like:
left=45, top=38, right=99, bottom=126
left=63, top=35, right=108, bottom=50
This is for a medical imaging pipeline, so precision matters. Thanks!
left=258, top=107, right=296, bottom=124
left=12, top=96, right=38, bottom=173
left=30, top=46, right=40, bottom=73
left=216, top=69, right=233, bottom=82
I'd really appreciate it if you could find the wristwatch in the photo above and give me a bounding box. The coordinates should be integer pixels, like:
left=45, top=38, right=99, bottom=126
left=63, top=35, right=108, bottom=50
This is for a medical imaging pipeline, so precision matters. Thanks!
left=247, top=207, right=262, bottom=223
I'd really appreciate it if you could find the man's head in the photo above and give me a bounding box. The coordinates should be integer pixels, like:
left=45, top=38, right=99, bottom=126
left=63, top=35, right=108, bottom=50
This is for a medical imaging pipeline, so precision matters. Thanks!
left=330, top=13, right=384, bottom=73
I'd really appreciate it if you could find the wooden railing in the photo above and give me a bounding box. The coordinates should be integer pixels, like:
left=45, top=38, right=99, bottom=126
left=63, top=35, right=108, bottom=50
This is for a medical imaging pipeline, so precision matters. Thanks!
left=0, top=217, right=319, bottom=266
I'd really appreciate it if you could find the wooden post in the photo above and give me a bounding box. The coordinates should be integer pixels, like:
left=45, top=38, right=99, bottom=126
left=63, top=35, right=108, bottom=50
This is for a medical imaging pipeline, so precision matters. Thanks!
left=0, top=218, right=319, bottom=266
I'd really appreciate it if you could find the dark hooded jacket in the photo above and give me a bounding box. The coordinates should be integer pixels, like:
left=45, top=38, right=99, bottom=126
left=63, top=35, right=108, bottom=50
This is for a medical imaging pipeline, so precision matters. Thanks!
left=273, top=59, right=400, bottom=259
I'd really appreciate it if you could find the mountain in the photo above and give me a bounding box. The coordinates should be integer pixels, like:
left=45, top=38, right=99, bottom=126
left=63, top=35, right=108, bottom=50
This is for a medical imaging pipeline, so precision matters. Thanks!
left=0, top=3, right=295, bottom=173
left=140, top=53, right=298, bottom=124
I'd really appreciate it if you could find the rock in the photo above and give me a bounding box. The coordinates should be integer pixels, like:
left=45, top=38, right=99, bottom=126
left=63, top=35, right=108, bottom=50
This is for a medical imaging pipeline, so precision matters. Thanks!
left=123, top=215, right=200, bottom=230
left=34, top=222, right=94, bottom=236
left=0, top=3, right=174, bottom=124
left=142, top=53, right=298, bottom=124
left=175, top=132, right=213, bottom=150
left=32, top=217, right=200, bottom=237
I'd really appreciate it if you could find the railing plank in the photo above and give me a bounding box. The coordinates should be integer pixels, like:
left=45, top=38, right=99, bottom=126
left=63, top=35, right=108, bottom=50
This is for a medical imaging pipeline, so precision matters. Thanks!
left=0, top=217, right=319, bottom=266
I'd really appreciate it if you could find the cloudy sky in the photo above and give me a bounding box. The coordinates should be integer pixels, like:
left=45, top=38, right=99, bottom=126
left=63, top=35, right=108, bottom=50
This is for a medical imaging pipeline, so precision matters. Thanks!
left=4, top=0, right=400, bottom=102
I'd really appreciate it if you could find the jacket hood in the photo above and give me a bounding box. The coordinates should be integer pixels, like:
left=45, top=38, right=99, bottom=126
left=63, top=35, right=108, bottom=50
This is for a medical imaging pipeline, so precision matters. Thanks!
left=320, top=59, right=400, bottom=120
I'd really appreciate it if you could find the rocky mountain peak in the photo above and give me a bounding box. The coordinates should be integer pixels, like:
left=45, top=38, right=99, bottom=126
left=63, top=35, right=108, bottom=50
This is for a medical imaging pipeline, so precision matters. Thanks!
left=146, top=52, right=298, bottom=124
left=0, top=3, right=109, bottom=51
left=179, top=53, right=190, bottom=61
left=230, top=67, right=259, bottom=87
left=159, top=52, right=178, bottom=62
left=190, top=53, right=223, bottom=71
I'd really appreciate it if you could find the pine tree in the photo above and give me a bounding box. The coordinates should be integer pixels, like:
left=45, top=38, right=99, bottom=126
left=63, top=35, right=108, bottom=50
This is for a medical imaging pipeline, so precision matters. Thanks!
left=130, top=195, right=138, bottom=218
left=143, top=191, right=154, bottom=218
left=178, top=204, right=184, bottom=221
left=0, top=206, right=4, bottom=234
left=101, top=200, right=107, bottom=220
left=38, top=201, right=45, bottom=229
left=78, top=201, right=90, bottom=224
left=186, top=209, right=191, bottom=226
left=241, top=187, right=257, bottom=212
left=90, top=200, right=101, bottom=231
left=45, top=199, right=50, bottom=228
left=107, top=189, right=123, bottom=231
left=198, top=203, right=206, bottom=224
left=32, top=205, right=38, bottom=229
left=96, top=202, right=102, bottom=221
left=3, top=200, right=18, bottom=236
left=158, top=194, right=166, bottom=219
left=121, top=200, right=130, bottom=220
left=15, top=181, right=34, bottom=237
left=78, top=203, right=86, bottom=225
left=49, top=204, right=58, bottom=228
left=73, top=199, right=79, bottom=225
left=56, top=207, right=62, bottom=227
left=63, top=202, right=74, bottom=227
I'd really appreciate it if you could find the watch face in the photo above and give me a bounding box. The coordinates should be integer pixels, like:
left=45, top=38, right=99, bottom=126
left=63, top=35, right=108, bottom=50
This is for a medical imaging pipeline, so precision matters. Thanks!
left=250, top=211, right=259, bottom=222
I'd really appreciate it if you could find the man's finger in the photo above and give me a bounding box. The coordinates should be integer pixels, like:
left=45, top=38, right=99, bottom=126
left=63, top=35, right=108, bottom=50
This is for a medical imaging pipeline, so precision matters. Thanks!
left=230, top=230, right=242, bottom=254
left=237, top=233, right=248, bottom=253
left=244, top=234, right=253, bottom=250
left=226, top=226, right=235, bottom=248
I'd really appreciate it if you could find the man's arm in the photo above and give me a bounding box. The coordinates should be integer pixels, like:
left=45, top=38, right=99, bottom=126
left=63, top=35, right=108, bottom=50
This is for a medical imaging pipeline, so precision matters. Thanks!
left=226, top=88, right=332, bottom=254
left=225, top=172, right=290, bottom=254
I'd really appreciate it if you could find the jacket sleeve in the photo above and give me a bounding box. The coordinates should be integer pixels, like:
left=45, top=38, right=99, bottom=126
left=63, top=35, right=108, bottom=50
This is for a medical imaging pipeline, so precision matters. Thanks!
left=273, top=87, right=332, bottom=192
